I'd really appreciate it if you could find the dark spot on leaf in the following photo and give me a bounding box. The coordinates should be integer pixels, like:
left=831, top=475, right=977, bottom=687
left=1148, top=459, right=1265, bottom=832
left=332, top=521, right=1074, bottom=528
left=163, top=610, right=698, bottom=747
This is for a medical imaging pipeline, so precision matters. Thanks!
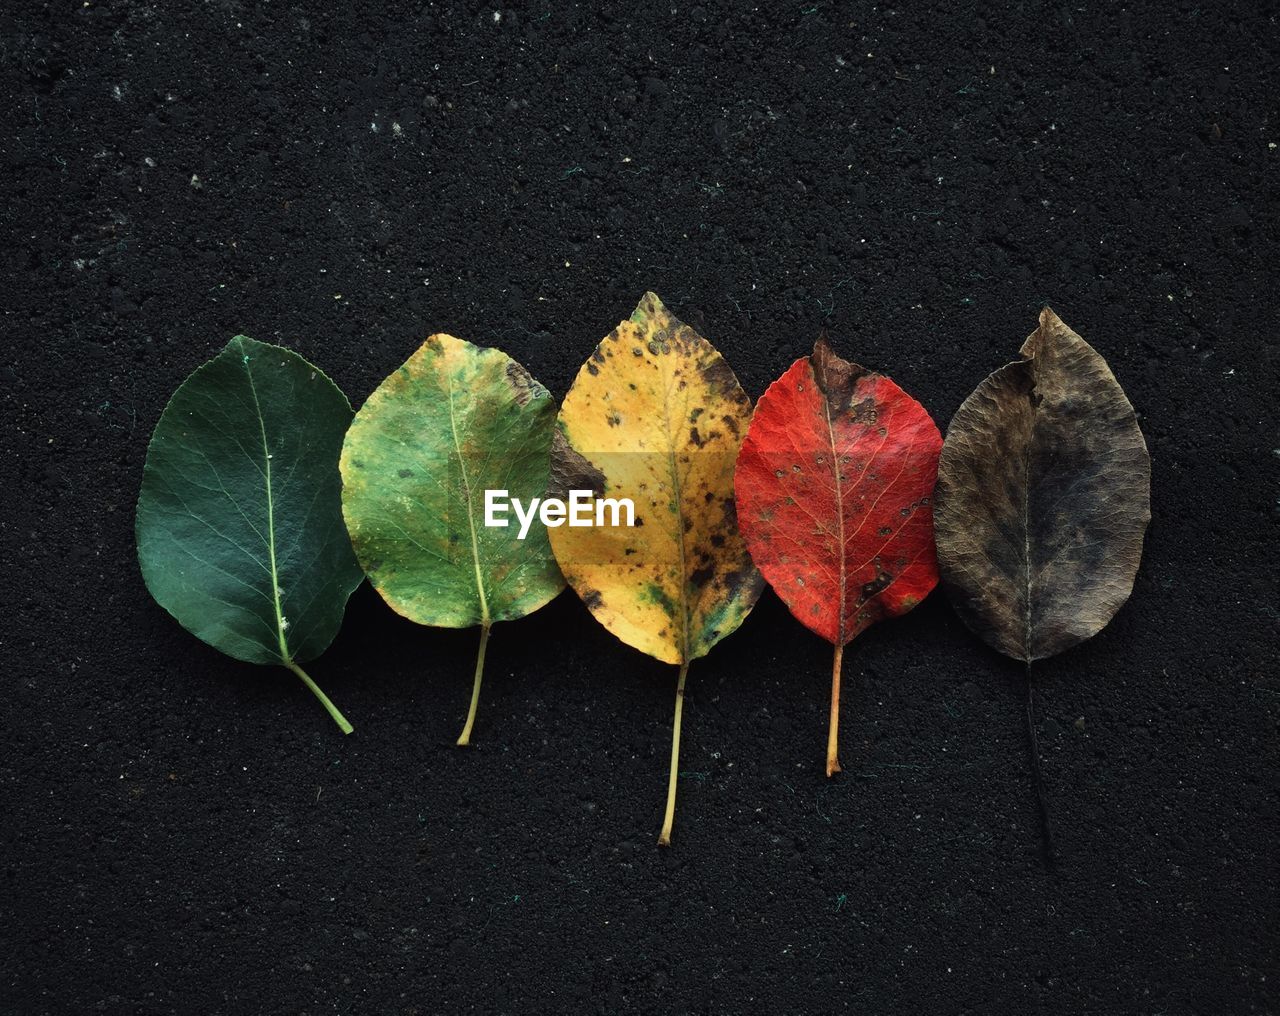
left=700, top=355, right=737, bottom=396
left=398, top=468, right=414, bottom=478
left=548, top=431, right=606, bottom=498
left=811, top=333, right=871, bottom=412
left=847, top=398, right=877, bottom=425
left=721, top=496, right=739, bottom=527
left=505, top=360, right=546, bottom=406
left=718, top=565, right=761, bottom=604
left=861, top=574, right=893, bottom=600
left=690, top=564, right=715, bottom=586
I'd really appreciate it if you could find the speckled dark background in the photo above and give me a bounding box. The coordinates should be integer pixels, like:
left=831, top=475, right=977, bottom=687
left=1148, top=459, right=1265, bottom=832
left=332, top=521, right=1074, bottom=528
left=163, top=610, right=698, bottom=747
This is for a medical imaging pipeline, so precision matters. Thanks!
left=3, top=2, right=1277, bottom=1013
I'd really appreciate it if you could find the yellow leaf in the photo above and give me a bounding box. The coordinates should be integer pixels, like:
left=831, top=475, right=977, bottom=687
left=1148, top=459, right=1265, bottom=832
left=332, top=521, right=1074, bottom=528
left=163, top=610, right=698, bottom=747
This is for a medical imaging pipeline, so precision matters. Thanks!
left=550, top=292, right=762, bottom=663
left=550, top=292, right=763, bottom=845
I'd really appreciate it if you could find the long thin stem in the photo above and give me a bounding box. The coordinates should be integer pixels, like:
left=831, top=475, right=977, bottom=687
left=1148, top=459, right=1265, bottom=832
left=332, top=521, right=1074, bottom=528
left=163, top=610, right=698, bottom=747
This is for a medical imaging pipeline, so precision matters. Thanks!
left=827, top=642, right=845, bottom=777
left=456, top=622, right=491, bottom=747
left=1024, top=661, right=1056, bottom=869
left=657, top=661, right=690, bottom=847
left=285, top=659, right=353, bottom=735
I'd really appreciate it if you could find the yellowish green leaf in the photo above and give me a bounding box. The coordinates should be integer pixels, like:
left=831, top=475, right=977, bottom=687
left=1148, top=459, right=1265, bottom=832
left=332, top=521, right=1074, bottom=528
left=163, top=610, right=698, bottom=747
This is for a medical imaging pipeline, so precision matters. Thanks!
left=340, top=335, right=564, bottom=744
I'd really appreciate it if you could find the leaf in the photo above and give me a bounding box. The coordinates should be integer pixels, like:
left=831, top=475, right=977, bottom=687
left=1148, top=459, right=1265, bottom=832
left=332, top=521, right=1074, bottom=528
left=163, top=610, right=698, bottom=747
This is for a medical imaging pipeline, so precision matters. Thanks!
left=933, top=308, right=1151, bottom=865
left=549, top=292, right=763, bottom=845
left=933, top=308, right=1151, bottom=661
left=136, top=335, right=365, bottom=733
left=735, top=336, right=943, bottom=775
left=339, top=334, right=564, bottom=744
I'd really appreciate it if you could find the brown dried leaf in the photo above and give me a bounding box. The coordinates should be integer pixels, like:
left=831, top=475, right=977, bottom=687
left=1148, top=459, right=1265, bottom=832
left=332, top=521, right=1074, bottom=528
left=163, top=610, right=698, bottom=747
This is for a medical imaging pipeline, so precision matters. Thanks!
left=934, top=308, right=1151, bottom=662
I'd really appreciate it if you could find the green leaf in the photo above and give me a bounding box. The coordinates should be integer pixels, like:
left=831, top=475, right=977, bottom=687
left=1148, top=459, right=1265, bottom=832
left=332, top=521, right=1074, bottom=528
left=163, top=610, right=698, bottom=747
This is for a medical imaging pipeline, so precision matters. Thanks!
left=339, top=334, right=565, bottom=744
left=136, top=335, right=365, bottom=733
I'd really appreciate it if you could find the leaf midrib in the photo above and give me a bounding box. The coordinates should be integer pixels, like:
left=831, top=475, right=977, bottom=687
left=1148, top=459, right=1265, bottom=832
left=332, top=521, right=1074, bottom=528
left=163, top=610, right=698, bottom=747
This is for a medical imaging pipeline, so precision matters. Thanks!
left=821, top=391, right=847, bottom=646
left=658, top=350, right=692, bottom=664
left=240, top=341, right=292, bottom=664
left=445, top=365, right=492, bottom=627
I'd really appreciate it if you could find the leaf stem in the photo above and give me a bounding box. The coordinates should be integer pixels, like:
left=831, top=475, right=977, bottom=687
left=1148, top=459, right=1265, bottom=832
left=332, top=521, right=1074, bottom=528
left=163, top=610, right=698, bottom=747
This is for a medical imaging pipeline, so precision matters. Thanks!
left=285, top=659, right=353, bottom=735
left=456, top=622, right=491, bottom=747
left=1024, top=662, right=1056, bottom=869
left=658, top=661, right=690, bottom=847
left=827, top=642, right=844, bottom=777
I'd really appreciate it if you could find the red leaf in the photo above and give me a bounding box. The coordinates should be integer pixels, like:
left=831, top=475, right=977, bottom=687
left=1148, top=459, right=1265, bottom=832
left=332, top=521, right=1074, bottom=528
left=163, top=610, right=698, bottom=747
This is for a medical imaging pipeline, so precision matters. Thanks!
left=736, top=337, right=943, bottom=643
left=734, top=337, right=942, bottom=774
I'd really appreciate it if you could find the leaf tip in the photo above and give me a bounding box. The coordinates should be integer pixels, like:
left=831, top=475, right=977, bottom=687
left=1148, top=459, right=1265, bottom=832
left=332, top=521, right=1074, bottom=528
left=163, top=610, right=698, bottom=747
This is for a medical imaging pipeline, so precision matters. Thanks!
left=1024, top=306, right=1075, bottom=362
left=1038, top=305, right=1065, bottom=331
left=810, top=333, right=867, bottom=410
left=631, top=290, right=668, bottom=324
left=423, top=332, right=457, bottom=355
left=812, top=329, right=835, bottom=361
